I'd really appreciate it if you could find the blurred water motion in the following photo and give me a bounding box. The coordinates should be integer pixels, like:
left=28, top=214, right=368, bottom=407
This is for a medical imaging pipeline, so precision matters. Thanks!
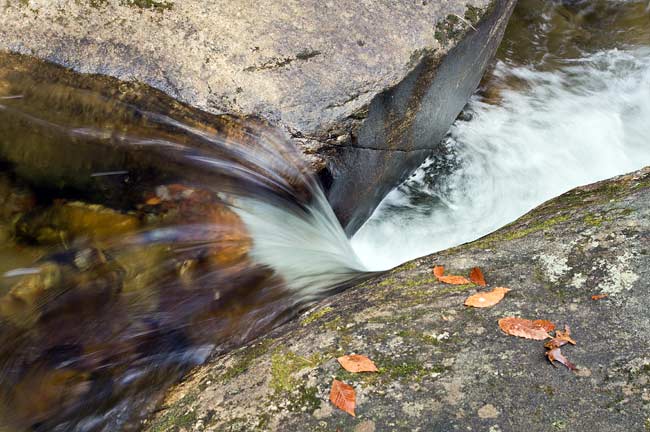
left=0, top=53, right=368, bottom=431
left=353, top=0, right=650, bottom=269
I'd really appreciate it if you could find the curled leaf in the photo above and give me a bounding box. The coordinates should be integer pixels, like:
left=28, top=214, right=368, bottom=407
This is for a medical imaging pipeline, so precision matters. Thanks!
left=469, top=267, right=487, bottom=286
left=433, top=265, right=470, bottom=284
left=555, top=325, right=576, bottom=345
left=546, top=347, right=577, bottom=371
left=337, top=354, right=378, bottom=373
left=438, top=275, right=471, bottom=285
left=330, top=379, right=356, bottom=416
left=498, top=317, right=554, bottom=340
left=464, top=287, right=510, bottom=308
left=591, top=293, right=608, bottom=300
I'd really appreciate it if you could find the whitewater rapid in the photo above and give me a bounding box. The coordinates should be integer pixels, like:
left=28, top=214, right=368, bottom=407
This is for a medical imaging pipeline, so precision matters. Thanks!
left=353, top=47, right=650, bottom=270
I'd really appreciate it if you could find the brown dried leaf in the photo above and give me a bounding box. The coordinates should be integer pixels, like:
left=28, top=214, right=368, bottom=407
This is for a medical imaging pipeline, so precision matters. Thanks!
left=469, top=267, right=487, bottom=286
left=330, top=379, right=355, bottom=416
left=433, top=265, right=470, bottom=284
left=464, top=287, right=510, bottom=308
left=337, top=354, right=378, bottom=373
left=545, top=325, right=577, bottom=349
left=438, top=275, right=471, bottom=285
left=591, top=293, right=608, bottom=300
left=555, top=325, right=576, bottom=345
left=498, top=317, right=554, bottom=340
left=533, top=320, right=556, bottom=333
left=546, top=347, right=577, bottom=371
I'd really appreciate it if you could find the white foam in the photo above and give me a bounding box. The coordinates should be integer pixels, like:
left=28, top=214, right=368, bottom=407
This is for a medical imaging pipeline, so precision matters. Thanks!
left=353, top=47, right=650, bottom=270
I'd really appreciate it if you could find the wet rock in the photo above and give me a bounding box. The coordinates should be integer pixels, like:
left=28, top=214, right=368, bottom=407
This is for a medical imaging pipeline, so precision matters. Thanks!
left=0, top=0, right=517, bottom=233
left=15, top=201, right=140, bottom=245
left=144, top=166, right=650, bottom=431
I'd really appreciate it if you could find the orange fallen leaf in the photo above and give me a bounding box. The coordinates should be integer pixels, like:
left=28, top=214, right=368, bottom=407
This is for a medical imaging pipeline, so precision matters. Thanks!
left=438, top=275, right=471, bottom=285
left=464, top=287, right=510, bottom=308
left=469, top=267, right=487, bottom=286
left=545, top=326, right=575, bottom=348
left=337, top=354, right=378, bottom=373
left=433, top=265, right=470, bottom=284
left=555, top=325, right=576, bottom=344
left=498, top=317, right=554, bottom=340
left=145, top=197, right=162, bottom=206
left=591, top=293, right=608, bottom=300
left=330, top=379, right=355, bottom=416
left=533, top=320, right=556, bottom=333
left=546, top=347, right=577, bottom=371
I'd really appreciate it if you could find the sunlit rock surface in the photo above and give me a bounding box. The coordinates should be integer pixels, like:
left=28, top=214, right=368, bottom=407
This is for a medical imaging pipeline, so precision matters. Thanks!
left=0, top=0, right=516, bottom=233
left=145, top=166, right=650, bottom=431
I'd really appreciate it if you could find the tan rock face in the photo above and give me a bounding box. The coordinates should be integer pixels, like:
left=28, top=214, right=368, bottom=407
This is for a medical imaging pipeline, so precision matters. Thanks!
left=0, top=0, right=517, bottom=233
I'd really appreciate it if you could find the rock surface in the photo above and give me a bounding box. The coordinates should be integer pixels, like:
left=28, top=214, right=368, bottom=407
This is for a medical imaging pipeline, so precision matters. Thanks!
left=0, top=0, right=516, bottom=233
left=144, top=166, right=650, bottom=431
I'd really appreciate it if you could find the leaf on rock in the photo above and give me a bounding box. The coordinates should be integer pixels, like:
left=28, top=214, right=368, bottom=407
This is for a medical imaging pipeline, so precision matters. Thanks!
left=433, top=265, right=470, bottom=284
left=591, top=293, right=608, bottom=300
left=337, top=354, right=378, bottom=373
left=498, top=317, right=554, bottom=340
left=438, top=275, right=471, bottom=285
left=546, top=347, right=577, bottom=371
left=330, top=379, right=356, bottom=416
left=533, top=320, right=556, bottom=333
left=464, top=287, right=510, bottom=308
left=555, top=325, right=576, bottom=344
left=469, top=267, right=487, bottom=286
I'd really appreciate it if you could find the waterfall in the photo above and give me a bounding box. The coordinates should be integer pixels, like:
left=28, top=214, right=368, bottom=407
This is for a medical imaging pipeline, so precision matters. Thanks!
left=0, top=60, right=369, bottom=431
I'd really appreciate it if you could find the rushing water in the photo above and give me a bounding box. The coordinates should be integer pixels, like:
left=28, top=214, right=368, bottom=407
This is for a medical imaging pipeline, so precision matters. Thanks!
left=353, top=0, right=650, bottom=270
left=1, top=0, right=649, bottom=430
left=0, top=53, right=369, bottom=431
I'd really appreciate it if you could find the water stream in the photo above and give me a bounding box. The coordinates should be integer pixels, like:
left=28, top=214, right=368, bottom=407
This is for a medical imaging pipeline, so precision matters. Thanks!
left=0, top=54, right=370, bottom=431
left=353, top=0, right=650, bottom=269
left=0, top=0, right=649, bottom=430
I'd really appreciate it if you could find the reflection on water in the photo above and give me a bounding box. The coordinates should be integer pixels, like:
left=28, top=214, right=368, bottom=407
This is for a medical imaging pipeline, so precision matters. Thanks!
left=0, top=53, right=368, bottom=431
left=353, top=0, right=650, bottom=269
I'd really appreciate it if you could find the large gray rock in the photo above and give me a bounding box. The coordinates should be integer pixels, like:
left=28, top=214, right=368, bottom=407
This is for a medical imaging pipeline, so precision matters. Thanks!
left=0, top=0, right=516, bottom=233
left=143, top=166, right=650, bottom=431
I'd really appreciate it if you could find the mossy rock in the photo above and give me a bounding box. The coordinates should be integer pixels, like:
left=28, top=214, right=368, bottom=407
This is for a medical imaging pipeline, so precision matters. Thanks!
left=145, top=167, right=650, bottom=431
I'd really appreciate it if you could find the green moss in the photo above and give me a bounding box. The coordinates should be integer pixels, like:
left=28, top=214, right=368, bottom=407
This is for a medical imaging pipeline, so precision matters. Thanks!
left=396, top=329, right=440, bottom=345
left=471, top=214, right=570, bottom=249
left=435, top=14, right=466, bottom=45
left=464, top=4, right=483, bottom=25
left=399, top=261, right=419, bottom=271
left=301, top=306, right=333, bottom=326
left=270, top=350, right=321, bottom=393
left=146, top=393, right=198, bottom=432
left=119, top=0, right=173, bottom=10
left=584, top=213, right=608, bottom=227
left=378, top=277, right=397, bottom=287
left=269, top=350, right=322, bottom=414
left=221, top=340, right=272, bottom=381
left=380, top=357, right=430, bottom=382
left=323, top=316, right=343, bottom=331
